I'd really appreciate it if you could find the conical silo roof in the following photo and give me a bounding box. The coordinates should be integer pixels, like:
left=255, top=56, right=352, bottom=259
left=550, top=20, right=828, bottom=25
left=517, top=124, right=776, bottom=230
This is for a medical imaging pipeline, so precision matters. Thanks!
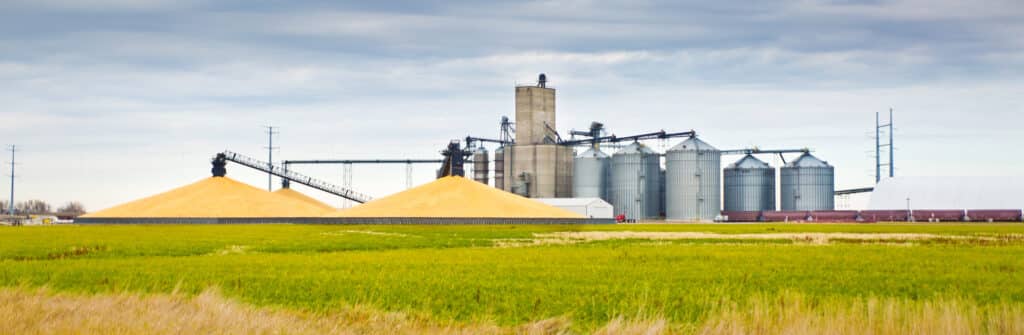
left=614, top=142, right=656, bottom=155
left=787, top=152, right=830, bottom=168
left=727, top=154, right=770, bottom=169
left=578, top=147, right=610, bottom=158
left=668, top=136, right=718, bottom=152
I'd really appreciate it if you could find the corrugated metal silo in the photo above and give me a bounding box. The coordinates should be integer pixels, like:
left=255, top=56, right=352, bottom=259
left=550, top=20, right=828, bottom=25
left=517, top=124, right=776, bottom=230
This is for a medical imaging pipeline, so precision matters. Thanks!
left=573, top=147, right=610, bottom=200
left=609, top=142, right=660, bottom=220
left=493, top=146, right=505, bottom=189
left=723, top=154, right=775, bottom=211
left=780, top=153, right=835, bottom=211
left=472, top=147, right=489, bottom=185
left=665, top=137, right=721, bottom=221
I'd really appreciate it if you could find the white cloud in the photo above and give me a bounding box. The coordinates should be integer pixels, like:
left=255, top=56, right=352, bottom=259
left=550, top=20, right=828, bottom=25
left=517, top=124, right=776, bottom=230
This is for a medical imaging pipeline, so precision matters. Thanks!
left=788, top=0, right=1024, bottom=21
left=1, top=0, right=197, bottom=11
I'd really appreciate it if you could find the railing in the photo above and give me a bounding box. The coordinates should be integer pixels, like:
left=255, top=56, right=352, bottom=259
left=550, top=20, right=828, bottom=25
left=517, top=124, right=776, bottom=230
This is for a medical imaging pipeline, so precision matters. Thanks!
left=220, top=150, right=373, bottom=203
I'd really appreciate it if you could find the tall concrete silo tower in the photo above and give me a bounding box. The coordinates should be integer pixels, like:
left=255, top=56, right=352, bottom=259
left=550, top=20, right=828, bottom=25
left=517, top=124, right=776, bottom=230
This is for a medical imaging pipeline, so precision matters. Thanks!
left=502, top=74, right=574, bottom=198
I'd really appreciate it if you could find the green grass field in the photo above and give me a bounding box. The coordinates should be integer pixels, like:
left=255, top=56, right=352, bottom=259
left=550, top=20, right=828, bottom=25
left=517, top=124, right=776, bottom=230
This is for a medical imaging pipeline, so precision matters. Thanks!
left=2, top=223, right=1024, bottom=333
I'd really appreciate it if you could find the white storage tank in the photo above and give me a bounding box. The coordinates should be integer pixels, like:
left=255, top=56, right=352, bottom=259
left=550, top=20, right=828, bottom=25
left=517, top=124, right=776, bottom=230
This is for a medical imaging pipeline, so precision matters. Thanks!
left=573, top=147, right=611, bottom=200
left=723, top=154, right=775, bottom=212
left=665, top=136, right=721, bottom=221
left=472, top=147, right=489, bottom=185
left=780, top=153, right=835, bottom=211
left=609, top=142, right=661, bottom=221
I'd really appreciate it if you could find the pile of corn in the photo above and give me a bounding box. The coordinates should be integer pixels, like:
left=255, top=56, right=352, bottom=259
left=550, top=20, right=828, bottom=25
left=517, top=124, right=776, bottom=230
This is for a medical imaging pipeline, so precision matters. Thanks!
left=331, top=176, right=582, bottom=218
left=81, top=177, right=333, bottom=218
left=273, top=188, right=335, bottom=211
left=84, top=175, right=580, bottom=220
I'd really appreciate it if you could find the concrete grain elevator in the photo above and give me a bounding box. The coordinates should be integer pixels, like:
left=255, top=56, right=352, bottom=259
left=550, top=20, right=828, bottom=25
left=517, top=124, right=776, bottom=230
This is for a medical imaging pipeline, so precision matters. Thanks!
left=502, top=74, right=574, bottom=198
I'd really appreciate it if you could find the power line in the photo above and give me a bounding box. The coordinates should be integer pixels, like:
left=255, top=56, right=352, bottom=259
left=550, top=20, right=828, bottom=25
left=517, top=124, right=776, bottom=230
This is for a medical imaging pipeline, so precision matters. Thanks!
left=263, top=126, right=279, bottom=191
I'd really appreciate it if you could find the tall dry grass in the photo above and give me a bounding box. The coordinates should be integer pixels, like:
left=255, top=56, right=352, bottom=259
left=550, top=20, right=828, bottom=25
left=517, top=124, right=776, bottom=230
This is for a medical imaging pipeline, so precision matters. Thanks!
left=2, top=288, right=1022, bottom=334
left=699, top=293, right=1024, bottom=335
left=0, top=287, right=503, bottom=335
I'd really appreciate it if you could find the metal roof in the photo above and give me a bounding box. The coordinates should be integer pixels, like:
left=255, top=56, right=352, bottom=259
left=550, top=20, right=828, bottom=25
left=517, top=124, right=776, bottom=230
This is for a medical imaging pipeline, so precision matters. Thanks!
left=727, top=154, right=770, bottom=169
left=577, top=147, right=610, bottom=158
left=786, top=152, right=830, bottom=168
left=668, top=136, right=718, bottom=152
left=533, top=197, right=612, bottom=207
left=614, top=142, right=656, bottom=155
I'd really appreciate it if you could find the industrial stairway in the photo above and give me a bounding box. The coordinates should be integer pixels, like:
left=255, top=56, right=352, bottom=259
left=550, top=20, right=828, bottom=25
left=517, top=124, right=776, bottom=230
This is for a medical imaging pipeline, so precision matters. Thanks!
left=214, top=150, right=373, bottom=204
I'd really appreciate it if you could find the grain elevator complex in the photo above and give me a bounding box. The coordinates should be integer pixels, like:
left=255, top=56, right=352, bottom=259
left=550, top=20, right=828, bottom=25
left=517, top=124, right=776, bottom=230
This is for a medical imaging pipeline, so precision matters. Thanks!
left=460, top=74, right=839, bottom=222
left=75, top=73, right=1023, bottom=224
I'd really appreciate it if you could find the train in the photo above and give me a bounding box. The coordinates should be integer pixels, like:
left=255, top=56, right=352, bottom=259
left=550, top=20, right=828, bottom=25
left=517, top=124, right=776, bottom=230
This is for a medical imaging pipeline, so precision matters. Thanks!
left=720, top=209, right=1024, bottom=223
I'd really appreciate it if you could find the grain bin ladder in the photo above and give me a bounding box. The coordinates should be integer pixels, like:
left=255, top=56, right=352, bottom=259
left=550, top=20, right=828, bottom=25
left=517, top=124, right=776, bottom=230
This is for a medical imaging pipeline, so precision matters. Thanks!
left=214, top=151, right=373, bottom=204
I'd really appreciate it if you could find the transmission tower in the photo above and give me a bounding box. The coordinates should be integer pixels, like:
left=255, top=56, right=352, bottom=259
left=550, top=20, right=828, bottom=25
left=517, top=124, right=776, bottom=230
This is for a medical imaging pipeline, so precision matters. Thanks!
left=263, top=126, right=279, bottom=191
left=876, top=109, right=894, bottom=183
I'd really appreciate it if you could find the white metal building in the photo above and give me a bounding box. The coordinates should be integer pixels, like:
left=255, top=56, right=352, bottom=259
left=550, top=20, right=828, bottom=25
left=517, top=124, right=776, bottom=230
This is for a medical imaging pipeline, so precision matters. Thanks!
left=534, top=198, right=614, bottom=219
left=868, top=176, right=1024, bottom=210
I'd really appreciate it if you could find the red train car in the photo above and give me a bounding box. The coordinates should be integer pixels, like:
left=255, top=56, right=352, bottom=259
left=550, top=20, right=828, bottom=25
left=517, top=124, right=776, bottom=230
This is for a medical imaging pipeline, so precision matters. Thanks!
left=761, top=211, right=809, bottom=222
left=966, top=209, right=1023, bottom=222
left=809, top=211, right=859, bottom=222
left=860, top=210, right=910, bottom=222
left=912, top=210, right=965, bottom=222
left=721, top=211, right=761, bottom=222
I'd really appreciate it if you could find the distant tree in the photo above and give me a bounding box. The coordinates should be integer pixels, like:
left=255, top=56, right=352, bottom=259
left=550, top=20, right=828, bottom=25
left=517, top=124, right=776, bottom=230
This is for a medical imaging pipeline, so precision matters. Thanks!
left=16, top=200, right=52, bottom=215
left=0, top=200, right=8, bottom=214
left=57, top=202, right=87, bottom=216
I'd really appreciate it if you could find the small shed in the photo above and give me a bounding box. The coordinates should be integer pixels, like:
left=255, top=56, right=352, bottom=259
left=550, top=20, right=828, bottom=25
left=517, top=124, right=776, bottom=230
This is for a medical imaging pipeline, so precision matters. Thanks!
left=534, top=198, right=614, bottom=219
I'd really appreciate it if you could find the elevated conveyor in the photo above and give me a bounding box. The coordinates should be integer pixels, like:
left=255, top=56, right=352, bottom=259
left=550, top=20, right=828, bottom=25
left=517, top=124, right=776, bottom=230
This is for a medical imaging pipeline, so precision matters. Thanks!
left=215, top=151, right=373, bottom=204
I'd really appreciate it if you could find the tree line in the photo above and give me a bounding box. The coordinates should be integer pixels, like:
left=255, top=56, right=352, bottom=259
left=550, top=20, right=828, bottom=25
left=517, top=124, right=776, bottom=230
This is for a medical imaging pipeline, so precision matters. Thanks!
left=0, top=200, right=86, bottom=216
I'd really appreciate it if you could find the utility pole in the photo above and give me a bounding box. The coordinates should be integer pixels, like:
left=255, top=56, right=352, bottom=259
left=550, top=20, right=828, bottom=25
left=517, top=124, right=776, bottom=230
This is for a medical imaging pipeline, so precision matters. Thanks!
left=906, top=197, right=912, bottom=222
left=343, top=163, right=353, bottom=208
left=7, top=145, right=15, bottom=216
left=263, top=126, right=278, bottom=191
left=406, top=162, right=413, bottom=189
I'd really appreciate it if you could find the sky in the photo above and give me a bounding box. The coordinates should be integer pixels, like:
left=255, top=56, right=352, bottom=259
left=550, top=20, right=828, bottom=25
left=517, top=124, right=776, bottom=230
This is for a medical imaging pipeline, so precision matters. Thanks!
left=1, top=0, right=1022, bottom=211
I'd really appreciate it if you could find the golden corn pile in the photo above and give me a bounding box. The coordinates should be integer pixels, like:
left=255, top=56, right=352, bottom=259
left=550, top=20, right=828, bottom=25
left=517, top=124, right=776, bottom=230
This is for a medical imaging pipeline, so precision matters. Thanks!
left=273, top=188, right=336, bottom=211
left=331, top=176, right=582, bottom=218
left=81, top=177, right=333, bottom=218
left=84, top=175, right=580, bottom=219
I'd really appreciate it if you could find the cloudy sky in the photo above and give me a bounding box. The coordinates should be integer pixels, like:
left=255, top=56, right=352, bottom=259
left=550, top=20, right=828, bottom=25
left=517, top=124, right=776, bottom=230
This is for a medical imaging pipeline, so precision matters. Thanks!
left=1, top=0, right=1021, bottom=211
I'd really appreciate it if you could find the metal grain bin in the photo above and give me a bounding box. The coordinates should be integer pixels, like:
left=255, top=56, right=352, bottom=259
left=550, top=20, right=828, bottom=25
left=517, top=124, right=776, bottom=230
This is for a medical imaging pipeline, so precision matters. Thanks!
left=472, top=147, right=489, bottom=185
left=609, top=142, right=661, bottom=220
left=665, top=137, right=721, bottom=221
left=780, top=153, right=834, bottom=211
left=494, top=146, right=505, bottom=189
left=723, top=154, right=775, bottom=212
left=573, top=147, right=610, bottom=200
